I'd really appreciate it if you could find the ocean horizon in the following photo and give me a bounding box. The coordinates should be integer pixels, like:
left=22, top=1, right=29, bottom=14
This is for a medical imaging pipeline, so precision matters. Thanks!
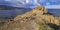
left=0, top=9, right=60, bottom=19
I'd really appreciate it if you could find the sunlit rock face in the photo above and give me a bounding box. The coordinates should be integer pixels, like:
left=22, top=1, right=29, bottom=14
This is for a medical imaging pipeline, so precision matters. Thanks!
left=0, top=6, right=60, bottom=30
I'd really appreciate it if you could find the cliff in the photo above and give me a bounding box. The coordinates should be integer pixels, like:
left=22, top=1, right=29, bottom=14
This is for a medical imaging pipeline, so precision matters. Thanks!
left=0, top=6, right=60, bottom=30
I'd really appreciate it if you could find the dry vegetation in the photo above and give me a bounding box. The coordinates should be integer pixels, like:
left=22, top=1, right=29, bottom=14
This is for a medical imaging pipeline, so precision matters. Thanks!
left=0, top=6, right=60, bottom=30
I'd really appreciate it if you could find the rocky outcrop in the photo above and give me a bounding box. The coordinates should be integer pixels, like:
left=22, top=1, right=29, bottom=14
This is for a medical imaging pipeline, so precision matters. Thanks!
left=0, top=6, right=60, bottom=30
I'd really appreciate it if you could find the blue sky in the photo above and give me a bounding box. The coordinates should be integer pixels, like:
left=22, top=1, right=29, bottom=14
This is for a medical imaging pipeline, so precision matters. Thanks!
left=0, top=0, right=60, bottom=9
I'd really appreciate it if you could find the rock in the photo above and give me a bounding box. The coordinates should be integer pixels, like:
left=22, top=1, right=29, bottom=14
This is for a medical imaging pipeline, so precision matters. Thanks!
left=0, top=6, right=60, bottom=30
left=33, top=6, right=48, bottom=13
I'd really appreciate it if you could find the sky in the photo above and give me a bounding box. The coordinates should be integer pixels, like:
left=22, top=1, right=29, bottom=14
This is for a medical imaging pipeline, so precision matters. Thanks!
left=0, top=0, right=60, bottom=9
left=45, top=5, right=60, bottom=9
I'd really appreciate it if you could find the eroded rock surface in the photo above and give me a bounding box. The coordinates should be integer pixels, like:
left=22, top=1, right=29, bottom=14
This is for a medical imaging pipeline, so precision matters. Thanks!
left=0, top=6, right=60, bottom=30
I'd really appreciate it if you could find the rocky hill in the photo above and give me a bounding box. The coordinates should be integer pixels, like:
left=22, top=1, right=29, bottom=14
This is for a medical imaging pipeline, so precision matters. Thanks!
left=0, top=6, right=60, bottom=30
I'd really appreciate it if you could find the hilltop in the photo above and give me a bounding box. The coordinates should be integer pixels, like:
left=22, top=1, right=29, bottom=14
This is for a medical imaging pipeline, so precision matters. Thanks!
left=0, top=6, right=60, bottom=30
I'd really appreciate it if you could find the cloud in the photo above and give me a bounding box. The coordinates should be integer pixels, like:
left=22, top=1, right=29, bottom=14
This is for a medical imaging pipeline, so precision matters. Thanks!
left=5, top=0, right=11, bottom=1
left=45, top=5, right=60, bottom=9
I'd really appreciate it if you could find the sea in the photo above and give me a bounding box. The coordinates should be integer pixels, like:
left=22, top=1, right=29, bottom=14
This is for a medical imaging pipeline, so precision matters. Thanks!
left=0, top=9, right=60, bottom=19
left=48, top=9, right=60, bottom=17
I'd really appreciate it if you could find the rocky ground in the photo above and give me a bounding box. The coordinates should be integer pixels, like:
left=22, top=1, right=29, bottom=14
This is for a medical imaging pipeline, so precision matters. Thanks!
left=0, top=6, right=60, bottom=30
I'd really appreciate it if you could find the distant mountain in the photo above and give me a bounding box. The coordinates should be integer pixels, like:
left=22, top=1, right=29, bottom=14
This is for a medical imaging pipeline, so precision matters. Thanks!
left=0, top=5, right=31, bottom=10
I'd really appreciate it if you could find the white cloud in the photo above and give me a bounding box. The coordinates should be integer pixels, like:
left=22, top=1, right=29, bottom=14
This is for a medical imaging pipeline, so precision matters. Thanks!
left=5, top=0, right=11, bottom=1
left=46, top=2, right=50, bottom=5
left=26, top=0, right=29, bottom=3
left=45, top=5, right=60, bottom=9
